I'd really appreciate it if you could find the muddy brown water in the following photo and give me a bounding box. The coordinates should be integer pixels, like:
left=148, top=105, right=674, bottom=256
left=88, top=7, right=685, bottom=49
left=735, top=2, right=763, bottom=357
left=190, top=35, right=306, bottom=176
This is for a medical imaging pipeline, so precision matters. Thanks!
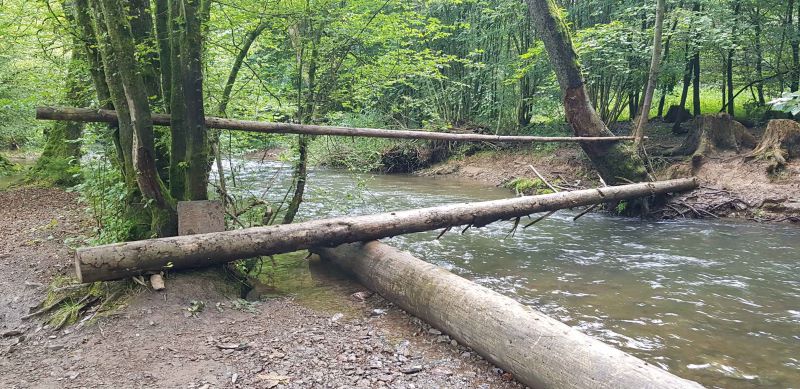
left=225, top=160, right=798, bottom=388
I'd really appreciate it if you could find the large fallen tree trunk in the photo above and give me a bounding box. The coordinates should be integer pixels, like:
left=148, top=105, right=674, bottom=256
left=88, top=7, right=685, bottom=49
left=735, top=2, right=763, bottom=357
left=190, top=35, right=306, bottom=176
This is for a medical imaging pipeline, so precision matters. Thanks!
left=37, top=106, right=636, bottom=143
left=75, top=178, right=697, bottom=282
left=313, top=241, right=702, bottom=389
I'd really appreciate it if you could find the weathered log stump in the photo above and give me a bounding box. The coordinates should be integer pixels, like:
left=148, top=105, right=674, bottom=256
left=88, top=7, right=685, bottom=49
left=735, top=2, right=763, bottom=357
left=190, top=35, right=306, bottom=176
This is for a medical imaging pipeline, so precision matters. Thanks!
left=669, top=113, right=756, bottom=163
left=747, top=119, right=800, bottom=173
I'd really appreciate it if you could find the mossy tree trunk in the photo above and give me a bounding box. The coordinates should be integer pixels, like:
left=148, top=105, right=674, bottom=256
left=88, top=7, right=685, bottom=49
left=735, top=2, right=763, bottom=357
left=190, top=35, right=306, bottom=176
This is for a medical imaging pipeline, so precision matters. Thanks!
left=525, top=0, right=648, bottom=186
left=31, top=0, right=91, bottom=186
left=168, top=0, right=209, bottom=202
left=96, top=0, right=176, bottom=236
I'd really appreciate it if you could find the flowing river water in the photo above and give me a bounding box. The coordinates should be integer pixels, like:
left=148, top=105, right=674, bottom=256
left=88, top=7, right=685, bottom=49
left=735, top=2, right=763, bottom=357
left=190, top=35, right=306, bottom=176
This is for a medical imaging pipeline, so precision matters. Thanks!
left=224, top=159, right=799, bottom=388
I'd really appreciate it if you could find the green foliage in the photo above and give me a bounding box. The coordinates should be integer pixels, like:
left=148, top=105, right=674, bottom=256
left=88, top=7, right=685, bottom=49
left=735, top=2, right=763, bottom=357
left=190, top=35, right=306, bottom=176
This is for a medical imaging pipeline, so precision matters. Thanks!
left=68, top=156, right=137, bottom=245
left=769, top=92, right=800, bottom=116
left=505, top=177, right=557, bottom=195
left=28, top=155, right=82, bottom=187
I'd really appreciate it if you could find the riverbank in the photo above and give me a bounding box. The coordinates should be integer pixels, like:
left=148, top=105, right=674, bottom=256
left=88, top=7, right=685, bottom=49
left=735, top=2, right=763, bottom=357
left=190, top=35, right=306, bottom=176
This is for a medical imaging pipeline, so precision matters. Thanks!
left=418, top=120, right=800, bottom=223
left=0, top=187, right=523, bottom=388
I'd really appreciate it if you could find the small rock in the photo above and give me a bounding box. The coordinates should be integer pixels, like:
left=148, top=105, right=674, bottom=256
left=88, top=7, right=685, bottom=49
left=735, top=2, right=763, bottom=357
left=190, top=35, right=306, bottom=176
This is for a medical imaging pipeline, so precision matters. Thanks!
left=47, top=344, right=65, bottom=351
left=377, top=374, right=395, bottom=382
left=66, top=371, right=80, bottom=380
left=257, top=372, right=290, bottom=388
left=1, top=327, right=27, bottom=337
left=450, top=339, right=458, bottom=347
left=369, top=359, right=383, bottom=369
left=330, top=313, right=344, bottom=323
left=269, top=352, right=286, bottom=359
left=427, top=328, right=442, bottom=335
left=370, top=309, right=386, bottom=317
left=216, top=342, right=248, bottom=351
left=401, top=365, right=423, bottom=374
left=149, top=321, right=155, bottom=326
left=231, top=373, right=238, bottom=384
left=431, top=367, right=454, bottom=376
left=351, top=291, right=374, bottom=301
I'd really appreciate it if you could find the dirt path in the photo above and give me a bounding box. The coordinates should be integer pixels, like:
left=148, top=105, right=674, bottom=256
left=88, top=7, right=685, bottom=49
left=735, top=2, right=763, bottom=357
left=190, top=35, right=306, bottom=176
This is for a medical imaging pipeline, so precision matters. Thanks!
left=0, top=188, right=522, bottom=388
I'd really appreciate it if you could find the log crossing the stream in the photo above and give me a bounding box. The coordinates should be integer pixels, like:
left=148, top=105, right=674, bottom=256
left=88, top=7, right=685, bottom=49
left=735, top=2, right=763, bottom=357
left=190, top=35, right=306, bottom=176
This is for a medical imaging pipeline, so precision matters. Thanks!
left=36, top=106, right=640, bottom=143
left=315, top=241, right=703, bottom=389
left=75, top=178, right=697, bottom=282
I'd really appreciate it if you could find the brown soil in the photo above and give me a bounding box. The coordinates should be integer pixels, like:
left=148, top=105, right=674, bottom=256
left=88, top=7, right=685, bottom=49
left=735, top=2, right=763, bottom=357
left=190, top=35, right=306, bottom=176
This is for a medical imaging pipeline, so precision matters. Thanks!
left=420, top=145, right=598, bottom=189
left=0, top=188, right=522, bottom=388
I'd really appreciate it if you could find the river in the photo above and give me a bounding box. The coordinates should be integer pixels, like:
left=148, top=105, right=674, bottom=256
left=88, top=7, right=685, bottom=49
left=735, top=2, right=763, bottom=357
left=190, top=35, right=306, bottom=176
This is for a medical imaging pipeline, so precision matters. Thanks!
left=221, top=159, right=799, bottom=388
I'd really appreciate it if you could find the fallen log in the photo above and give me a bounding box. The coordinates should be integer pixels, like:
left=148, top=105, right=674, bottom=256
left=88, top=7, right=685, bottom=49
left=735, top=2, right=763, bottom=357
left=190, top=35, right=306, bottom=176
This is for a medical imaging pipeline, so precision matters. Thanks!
left=74, top=178, right=697, bottom=282
left=313, top=241, right=702, bottom=389
left=37, top=106, right=637, bottom=143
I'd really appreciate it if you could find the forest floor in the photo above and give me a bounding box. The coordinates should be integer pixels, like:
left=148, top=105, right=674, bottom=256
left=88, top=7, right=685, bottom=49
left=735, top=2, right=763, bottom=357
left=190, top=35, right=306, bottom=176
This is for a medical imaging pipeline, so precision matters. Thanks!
left=420, top=120, right=800, bottom=222
left=0, top=188, right=522, bottom=388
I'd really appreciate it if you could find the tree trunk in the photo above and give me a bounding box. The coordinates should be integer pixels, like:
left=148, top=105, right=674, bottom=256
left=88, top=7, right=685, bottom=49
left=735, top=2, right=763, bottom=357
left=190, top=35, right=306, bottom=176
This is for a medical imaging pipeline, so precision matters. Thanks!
left=168, top=0, right=208, bottom=201
left=791, top=0, right=799, bottom=92
left=692, top=51, right=701, bottom=116
left=37, top=107, right=639, bottom=143
left=726, top=1, right=741, bottom=117
left=525, top=0, right=648, bottom=185
left=89, top=0, right=136, bottom=187
left=73, top=0, right=123, bottom=171
left=282, top=135, right=308, bottom=224
left=154, top=0, right=171, bottom=110
left=31, top=0, right=89, bottom=186
left=657, top=4, right=682, bottom=117
left=314, top=241, right=703, bottom=389
left=753, top=7, right=765, bottom=105
left=679, top=52, right=692, bottom=109
left=212, top=21, right=269, bottom=207
left=97, top=0, right=176, bottom=234
left=74, top=178, right=698, bottom=282
left=633, top=0, right=666, bottom=145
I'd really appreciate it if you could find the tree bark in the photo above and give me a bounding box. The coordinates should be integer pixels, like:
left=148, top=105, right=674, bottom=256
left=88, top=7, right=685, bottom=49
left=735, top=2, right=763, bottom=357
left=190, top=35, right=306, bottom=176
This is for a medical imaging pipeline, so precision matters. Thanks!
left=31, top=0, right=89, bottom=186
left=167, top=0, right=208, bottom=201
left=37, top=107, right=639, bottom=143
left=525, top=0, right=648, bottom=185
left=657, top=3, right=683, bottom=117
left=313, top=241, right=703, bottom=389
left=692, top=51, right=701, bottom=116
left=73, top=178, right=697, bottom=282
left=726, top=1, right=741, bottom=117
left=753, top=6, right=765, bottom=105
left=791, top=0, right=799, bottom=92
left=88, top=0, right=136, bottom=186
left=97, top=0, right=175, bottom=233
left=633, top=0, right=665, bottom=146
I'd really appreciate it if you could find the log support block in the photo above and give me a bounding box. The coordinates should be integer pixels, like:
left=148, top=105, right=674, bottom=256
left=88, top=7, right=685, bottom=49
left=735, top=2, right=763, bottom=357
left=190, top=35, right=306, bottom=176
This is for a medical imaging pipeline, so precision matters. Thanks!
left=177, top=200, right=224, bottom=236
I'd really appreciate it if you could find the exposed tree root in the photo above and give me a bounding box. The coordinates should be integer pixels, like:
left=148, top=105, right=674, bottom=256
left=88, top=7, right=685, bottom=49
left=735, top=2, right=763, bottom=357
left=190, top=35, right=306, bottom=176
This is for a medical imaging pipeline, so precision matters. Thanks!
left=746, top=119, right=800, bottom=173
